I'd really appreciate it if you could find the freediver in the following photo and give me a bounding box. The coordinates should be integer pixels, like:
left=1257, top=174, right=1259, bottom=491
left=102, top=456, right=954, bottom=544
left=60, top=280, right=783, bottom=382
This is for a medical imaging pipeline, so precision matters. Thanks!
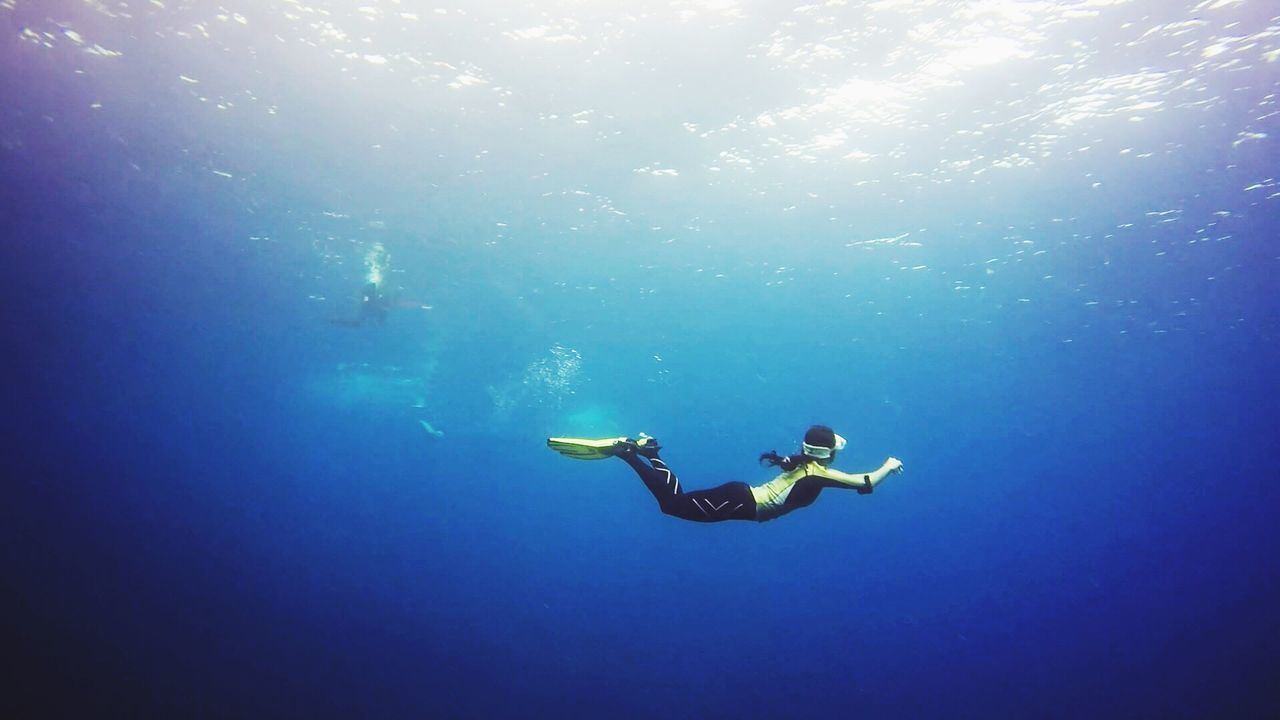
left=328, top=281, right=389, bottom=327
left=547, top=425, right=904, bottom=523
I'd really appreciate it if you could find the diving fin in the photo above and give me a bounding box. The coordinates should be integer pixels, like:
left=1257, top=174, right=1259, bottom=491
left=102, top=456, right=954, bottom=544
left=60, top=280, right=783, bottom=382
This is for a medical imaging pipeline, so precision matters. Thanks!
left=546, top=436, right=628, bottom=460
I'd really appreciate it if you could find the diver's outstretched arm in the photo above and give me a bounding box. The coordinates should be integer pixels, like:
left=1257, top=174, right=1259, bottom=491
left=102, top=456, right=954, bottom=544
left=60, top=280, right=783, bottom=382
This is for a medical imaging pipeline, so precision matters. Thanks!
left=821, top=458, right=904, bottom=493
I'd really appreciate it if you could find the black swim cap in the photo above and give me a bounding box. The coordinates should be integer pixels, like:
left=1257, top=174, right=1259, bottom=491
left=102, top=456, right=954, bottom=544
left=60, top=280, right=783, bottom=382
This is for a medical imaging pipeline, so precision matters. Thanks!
left=804, top=425, right=838, bottom=449
left=802, top=425, right=847, bottom=459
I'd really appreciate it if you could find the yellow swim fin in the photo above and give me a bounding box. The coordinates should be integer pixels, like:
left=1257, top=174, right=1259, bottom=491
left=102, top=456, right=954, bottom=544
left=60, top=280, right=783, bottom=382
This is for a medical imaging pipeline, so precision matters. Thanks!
left=546, top=436, right=628, bottom=460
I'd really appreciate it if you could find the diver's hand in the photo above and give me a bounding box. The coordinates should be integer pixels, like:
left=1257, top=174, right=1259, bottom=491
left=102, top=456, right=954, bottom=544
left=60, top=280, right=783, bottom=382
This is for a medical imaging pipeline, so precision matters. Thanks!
left=883, top=457, right=904, bottom=475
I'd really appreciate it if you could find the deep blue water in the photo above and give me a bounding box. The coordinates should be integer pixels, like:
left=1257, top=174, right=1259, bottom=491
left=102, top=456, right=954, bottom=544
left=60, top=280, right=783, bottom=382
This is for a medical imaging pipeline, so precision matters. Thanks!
left=4, top=1, right=1279, bottom=718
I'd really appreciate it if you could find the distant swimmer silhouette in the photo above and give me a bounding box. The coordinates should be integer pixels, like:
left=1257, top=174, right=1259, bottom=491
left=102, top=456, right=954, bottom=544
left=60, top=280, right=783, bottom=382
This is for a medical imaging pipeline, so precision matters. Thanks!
left=329, top=282, right=389, bottom=327
left=328, top=282, right=431, bottom=327
left=547, top=425, right=904, bottom=523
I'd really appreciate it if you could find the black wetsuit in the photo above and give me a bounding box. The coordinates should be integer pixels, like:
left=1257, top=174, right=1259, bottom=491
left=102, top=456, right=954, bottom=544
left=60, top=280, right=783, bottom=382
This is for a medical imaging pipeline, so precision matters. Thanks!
left=619, top=453, right=756, bottom=522
left=620, top=452, right=874, bottom=523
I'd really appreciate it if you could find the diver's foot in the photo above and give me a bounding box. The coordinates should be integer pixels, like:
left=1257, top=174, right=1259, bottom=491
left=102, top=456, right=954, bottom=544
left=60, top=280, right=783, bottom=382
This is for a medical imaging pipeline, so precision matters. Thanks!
left=631, top=433, right=662, bottom=459
left=610, top=433, right=662, bottom=459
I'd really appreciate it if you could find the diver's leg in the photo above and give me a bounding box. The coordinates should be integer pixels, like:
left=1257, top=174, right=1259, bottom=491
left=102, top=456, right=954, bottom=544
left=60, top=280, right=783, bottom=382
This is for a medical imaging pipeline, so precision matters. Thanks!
left=618, top=452, right=682, bottom=503
left=618, top=453, right=755, bottom=522
left=679, top=482, right=756, bottom=522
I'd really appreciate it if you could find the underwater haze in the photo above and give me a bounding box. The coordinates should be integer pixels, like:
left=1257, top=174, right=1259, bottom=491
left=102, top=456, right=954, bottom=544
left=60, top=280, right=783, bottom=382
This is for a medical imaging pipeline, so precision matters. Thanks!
left=3, top=0, right=1279, bottom=717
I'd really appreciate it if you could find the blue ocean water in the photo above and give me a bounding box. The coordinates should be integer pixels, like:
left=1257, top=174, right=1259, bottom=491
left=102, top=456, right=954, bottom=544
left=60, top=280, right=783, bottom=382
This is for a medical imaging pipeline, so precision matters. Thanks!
left=3, top=1, right=1278, bottom=717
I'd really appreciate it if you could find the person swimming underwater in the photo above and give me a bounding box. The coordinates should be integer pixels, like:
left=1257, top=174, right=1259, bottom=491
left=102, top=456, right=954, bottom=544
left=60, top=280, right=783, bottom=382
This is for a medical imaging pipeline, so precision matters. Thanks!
left=328, top=281, right=389, bottom=327
left=547, top=425, right=903, bottom=523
